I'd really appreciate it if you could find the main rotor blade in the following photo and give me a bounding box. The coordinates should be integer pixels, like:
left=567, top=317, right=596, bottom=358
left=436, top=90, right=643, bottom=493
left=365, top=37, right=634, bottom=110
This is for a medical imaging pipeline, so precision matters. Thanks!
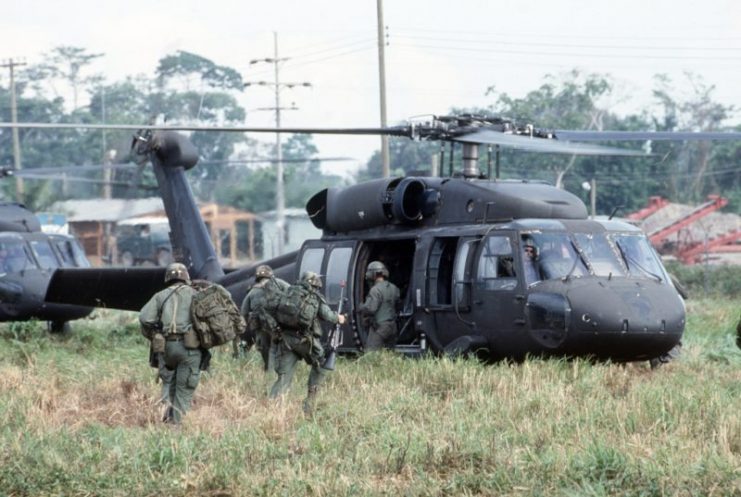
left=455, top=130, right=647, bottom=156
left=4, top=163, right=139, bottom=175
left=12, top=173, right=157, bottom=190
left=204, top=156, right=355, bottom=164
left=554, top=130, right=741, bottom=141
left=0, top=122, right=411, bottom=136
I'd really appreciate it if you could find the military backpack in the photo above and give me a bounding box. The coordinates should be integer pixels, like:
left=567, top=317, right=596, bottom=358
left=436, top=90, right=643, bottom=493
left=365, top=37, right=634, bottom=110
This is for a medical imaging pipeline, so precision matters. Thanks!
left=191, top=282, right=245, bottom=349
left=250, top=278, right=286, bottom=337
left=275, top=283, right=319, bottom=331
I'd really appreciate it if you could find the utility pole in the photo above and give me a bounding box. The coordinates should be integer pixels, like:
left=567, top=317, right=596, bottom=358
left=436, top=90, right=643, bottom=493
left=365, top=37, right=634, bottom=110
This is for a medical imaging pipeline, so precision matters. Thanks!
left=245, top=32, right=312, bottom=256
left=590, top=178, right=597, bottom=219
left=376, top=0, right=390, bottom=177
left=2, top=58, right=27, bottom=202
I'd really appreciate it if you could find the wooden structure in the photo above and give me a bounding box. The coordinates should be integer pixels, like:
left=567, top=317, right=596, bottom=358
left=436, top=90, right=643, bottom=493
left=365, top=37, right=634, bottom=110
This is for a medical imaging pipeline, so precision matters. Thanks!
left=51, top=198, right=165, bottom=266
left=201, top=203, right=260, bottom=266
left=51, top=198, right=261, bottom=267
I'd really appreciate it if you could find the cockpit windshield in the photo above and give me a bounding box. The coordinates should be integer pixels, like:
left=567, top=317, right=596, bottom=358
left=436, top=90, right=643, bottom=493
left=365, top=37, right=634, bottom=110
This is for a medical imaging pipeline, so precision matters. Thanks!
left=517, top=231, right=666, bottom=283
left=612, top=234, right=665, bottom=282
left=0, top=238, right=36, bottom=272
left=574, top=233, right=626, bottom=277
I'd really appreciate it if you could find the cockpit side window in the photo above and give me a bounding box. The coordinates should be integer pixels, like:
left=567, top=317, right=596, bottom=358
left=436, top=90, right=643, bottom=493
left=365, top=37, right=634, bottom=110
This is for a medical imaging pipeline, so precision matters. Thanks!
left=476, top=235, right=517, bottom=291
left=523, top=233, right=589, bottom=282
left=54, top=240, right=76, bottom=267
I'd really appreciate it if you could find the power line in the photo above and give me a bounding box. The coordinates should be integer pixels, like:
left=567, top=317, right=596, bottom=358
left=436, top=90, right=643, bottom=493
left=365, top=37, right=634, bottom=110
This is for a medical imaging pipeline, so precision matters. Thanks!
left=393, top=26, right=741, bottom=42
left=391, top=41, right=741, bottom=61
left=393, top=33, right=741, bottom=52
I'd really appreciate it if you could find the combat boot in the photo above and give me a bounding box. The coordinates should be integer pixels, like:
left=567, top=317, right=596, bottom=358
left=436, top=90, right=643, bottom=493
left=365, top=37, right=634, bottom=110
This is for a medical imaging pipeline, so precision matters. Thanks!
left=303, top=385, right=319, bottom=417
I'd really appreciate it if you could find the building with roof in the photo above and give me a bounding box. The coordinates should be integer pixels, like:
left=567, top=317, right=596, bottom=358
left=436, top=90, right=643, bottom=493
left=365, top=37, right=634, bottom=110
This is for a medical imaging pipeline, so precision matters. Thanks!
left=51, top=198, right=165, bottom=265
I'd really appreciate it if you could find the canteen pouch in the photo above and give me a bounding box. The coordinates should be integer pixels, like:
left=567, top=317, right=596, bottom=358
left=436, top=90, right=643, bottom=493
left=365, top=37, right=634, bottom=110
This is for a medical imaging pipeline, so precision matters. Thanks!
left=151, top=332, right=166, bottom=354
left=183, top=328, right=201, bottom=349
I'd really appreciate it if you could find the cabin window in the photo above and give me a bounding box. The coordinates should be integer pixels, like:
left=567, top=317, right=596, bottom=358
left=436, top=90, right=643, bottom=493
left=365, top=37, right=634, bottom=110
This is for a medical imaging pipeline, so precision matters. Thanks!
left=325, top=247, right=352, bottom=304
left=427, top=238, right=457, bottom=306
left=453, top=240, right=472, bottom=307
left=477, top=235, right=517, bottom=291
left=30, top=241, right=59, bottom=270
left=299, top=247, right=324, bottom=279
left=573, top=233, right=625, bottom=276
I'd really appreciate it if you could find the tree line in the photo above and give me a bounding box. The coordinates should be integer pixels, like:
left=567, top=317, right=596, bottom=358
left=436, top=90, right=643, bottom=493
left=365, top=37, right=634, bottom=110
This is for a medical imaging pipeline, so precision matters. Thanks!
left=1, top=47, right=739, bottom=215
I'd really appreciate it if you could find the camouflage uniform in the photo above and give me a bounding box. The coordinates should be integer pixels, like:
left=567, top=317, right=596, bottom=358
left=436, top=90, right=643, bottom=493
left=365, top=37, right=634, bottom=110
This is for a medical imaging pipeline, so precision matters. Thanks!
left=270, top=273, right=341, bottom=415
left=360, top=280, right=400, bottom=351
left=240, top=275, right=289, bottom=370
left=140, top=264, right=201, bottom=424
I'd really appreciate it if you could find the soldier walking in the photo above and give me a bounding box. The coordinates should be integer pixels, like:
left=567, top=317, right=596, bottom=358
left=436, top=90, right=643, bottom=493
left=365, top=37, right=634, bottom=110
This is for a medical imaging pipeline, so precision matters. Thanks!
left=270, top=271, right=346, bottom=416
left=240, top=264, right=289, bottom=370
left=359, top=261, right=400, bottom=351
left=140, top=263, right=202, bottom=424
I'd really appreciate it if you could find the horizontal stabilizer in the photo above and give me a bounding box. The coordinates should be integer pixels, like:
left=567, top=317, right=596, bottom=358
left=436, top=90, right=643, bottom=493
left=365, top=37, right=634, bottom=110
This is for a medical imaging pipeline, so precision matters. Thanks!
left=46, top=267, right=167, bottom=311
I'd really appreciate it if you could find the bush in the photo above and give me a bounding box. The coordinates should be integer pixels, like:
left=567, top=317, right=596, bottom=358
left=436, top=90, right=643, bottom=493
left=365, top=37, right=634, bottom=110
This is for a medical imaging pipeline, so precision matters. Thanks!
left=665, top=262, right=741, bottom=298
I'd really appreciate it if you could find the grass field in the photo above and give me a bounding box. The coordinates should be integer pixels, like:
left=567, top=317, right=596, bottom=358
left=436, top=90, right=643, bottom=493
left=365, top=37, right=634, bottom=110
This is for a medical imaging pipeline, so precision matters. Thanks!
left=0, top=299, right=739, bottom=496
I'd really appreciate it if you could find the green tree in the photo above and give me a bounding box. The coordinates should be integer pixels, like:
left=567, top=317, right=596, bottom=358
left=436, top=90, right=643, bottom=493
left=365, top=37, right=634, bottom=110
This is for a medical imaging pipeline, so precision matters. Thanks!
left=359, top=137, right=438, bottom=180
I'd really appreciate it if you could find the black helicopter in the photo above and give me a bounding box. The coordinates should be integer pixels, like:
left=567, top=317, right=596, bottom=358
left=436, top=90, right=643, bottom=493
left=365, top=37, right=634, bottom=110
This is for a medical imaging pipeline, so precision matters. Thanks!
left=5, top=115, right=740, bottom=361
left=0, top=201, right=93, bottom=332
left=0, top=163, right=161, bottom=332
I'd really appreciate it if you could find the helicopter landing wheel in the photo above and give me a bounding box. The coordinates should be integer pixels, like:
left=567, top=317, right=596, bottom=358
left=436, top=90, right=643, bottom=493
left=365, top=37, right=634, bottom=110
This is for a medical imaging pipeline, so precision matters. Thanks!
left=48, top=320, right=71, bottom=334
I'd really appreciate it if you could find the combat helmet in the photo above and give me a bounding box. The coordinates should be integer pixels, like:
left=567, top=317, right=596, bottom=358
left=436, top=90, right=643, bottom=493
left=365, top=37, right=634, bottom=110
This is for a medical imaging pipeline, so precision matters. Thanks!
left=255, top=264, right=273, bottom=279
left=365, top=260, right=389, bottom=281
left=165, top=262, right=191, bottom=284
left=301, top=271, right=323, bottom=289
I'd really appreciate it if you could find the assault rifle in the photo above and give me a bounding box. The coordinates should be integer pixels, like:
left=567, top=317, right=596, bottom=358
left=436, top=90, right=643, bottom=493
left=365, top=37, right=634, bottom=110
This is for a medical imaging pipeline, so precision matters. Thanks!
left=322, top=280, right=345, bottom=371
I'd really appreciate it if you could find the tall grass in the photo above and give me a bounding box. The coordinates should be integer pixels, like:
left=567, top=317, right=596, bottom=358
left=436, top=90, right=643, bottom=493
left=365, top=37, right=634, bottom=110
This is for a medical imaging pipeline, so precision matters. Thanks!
left=0, top=300, right=739, bottom=496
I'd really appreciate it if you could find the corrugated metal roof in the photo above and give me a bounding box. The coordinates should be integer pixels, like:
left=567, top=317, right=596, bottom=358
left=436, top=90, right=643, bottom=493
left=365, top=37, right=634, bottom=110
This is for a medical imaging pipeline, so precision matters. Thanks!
left=50, top=198, right=165, bottom=222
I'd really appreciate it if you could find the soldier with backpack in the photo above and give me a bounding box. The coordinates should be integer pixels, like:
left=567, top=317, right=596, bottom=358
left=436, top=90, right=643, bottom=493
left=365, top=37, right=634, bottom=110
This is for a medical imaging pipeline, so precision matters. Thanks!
left=271, top=271, right=346, bottom=416
left=240, top=264, right=290, bottom=370
left=140, top=263, right=202, bottom=424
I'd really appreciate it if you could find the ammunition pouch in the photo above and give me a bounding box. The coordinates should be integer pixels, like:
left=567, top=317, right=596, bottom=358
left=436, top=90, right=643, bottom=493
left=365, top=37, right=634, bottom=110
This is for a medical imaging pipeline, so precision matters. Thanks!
left=141, top=322, right=163, bottom=341
left=151, top=332, right=166, bottom=354
left=183, top=328, right=201, bottom=349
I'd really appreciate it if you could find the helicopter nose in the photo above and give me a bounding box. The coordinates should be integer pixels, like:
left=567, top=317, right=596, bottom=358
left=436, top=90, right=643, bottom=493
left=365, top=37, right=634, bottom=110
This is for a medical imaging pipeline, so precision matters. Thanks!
left=564, top=279, right=685, bottom=360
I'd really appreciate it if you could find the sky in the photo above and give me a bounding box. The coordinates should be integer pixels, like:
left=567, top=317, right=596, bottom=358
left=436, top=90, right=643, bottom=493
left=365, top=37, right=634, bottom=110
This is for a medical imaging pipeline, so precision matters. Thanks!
left=2, top=0, right=741, bottom=174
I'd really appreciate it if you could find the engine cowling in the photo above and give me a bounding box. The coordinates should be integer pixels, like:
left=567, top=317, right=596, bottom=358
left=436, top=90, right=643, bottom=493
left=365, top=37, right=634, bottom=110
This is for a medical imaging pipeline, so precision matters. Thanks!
left=306, top=177, right=432, bottom=232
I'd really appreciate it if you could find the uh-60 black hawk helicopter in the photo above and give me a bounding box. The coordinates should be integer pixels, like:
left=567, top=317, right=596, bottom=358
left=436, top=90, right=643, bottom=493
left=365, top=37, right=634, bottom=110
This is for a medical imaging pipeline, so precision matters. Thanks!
left=6, top=115, right=741, bottom=362
left=0, top=164, right=159, bottom=332
left=0, top=201, right=93, bottom=332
